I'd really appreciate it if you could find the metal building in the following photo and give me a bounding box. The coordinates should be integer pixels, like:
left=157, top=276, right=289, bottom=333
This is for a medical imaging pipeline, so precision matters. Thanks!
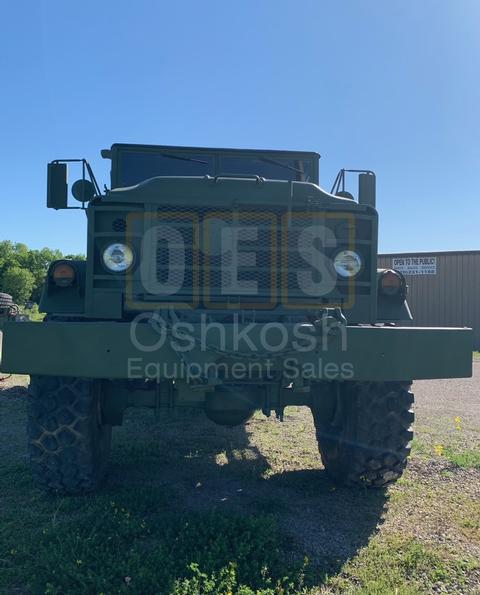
left=378, top=250, right=480, bottom=350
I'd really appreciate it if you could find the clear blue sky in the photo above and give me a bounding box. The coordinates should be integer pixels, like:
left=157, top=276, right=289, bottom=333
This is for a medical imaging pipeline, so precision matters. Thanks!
left=1, top=0, right=479, bottom=255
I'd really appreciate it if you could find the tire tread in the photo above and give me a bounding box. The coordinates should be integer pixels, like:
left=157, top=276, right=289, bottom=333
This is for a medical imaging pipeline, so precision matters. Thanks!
left=27, top=376, right=111, bottom=495
left=312, top=381, right=414, bottom=487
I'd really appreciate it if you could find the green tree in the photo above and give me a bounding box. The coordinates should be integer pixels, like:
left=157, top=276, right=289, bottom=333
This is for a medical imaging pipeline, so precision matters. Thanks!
left=2, top=266, right=35, bottom=304
left=0, top=240, right=85, bottom=303
left=24, top=247, right=63, bottom=301
left=64, top=253, right=86, bottom=261
left=0, top=241, right=18, bottom=274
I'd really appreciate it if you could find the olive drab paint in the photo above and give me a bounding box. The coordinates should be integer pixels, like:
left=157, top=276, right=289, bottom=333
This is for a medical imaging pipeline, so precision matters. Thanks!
left=0, top=143, right=473, bottom=495
left=0, top=143, right=473, bottom=416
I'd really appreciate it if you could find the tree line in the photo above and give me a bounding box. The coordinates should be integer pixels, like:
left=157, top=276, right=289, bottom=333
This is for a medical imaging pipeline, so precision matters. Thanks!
left=0, top=241, right=85, bottom=304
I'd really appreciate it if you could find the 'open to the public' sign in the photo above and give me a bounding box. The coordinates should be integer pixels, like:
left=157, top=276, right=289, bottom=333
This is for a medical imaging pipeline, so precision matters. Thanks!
left=392, top=256, right=437, bottom=276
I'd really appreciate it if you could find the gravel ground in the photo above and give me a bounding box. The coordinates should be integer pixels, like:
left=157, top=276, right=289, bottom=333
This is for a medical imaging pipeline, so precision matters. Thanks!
left=413, top=360, right=480, bottom=450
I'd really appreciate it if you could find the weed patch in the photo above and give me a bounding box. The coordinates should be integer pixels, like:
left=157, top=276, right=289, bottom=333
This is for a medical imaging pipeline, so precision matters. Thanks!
left=444, top=447, right=480, bottom=470
left=1, top=491, right=308, bottom=594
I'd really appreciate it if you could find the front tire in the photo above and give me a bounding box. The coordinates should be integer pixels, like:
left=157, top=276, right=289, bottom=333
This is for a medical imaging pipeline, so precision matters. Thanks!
left=311, top=381, right=414, bottom=487
left=27, top=376, right=112, bottom=495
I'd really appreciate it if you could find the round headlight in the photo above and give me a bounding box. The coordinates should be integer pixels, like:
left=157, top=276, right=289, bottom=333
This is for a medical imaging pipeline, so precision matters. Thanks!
left=102, top=243, right=134, bottom=273
left=334, top=250, right=362, bottom=278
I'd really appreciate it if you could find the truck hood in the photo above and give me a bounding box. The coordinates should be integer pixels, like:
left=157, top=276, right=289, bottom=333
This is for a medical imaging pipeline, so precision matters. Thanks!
left=101, top=176, right=373, bottom=214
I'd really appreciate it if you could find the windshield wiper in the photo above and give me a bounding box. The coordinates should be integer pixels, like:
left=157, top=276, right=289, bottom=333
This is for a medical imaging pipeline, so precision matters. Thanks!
left=258, top=157, right=309, bottom=181
left=160, top=153, right=209, bottom=165
left=258, top=158, right=304, bottom=174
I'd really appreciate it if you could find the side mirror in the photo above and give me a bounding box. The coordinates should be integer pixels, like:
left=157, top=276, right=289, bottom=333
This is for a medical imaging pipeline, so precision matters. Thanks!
left=47, top=163, right=68, bottom=209
left=71, top=179, right=96, bottom=202
left=358, top=172, right=376, bottom=208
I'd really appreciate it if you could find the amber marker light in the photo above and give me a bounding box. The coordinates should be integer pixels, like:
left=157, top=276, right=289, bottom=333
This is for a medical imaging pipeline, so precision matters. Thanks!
left=379, top=269, right=406, bottom=297
left=51, top=262, right=76, bottom=287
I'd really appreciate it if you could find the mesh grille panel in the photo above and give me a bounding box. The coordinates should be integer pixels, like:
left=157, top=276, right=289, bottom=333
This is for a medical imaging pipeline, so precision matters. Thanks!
left=135, top=206, right=373, bottom=307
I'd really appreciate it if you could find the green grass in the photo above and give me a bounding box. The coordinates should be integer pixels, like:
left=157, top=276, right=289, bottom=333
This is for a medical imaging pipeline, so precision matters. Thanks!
left=3, top=476, right=477, bottom=595
left=0, top=477, right=308, bottom=594
left=410, top=438, right=430, bottom=457
left=19, top=303, right=45, bottom=321
left=454, top=499, right=480, bottom=542
left=444, top=447, right=480, bottom=470
left=327, top=535, right=478, bottom=594
left=411, top=438, right=480, bottom=470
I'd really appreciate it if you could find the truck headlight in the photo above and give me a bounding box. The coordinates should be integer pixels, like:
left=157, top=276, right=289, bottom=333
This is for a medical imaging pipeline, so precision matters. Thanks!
left=333, top=250, right=362, bottom=278
left=102, top=243, right=134, bottom=273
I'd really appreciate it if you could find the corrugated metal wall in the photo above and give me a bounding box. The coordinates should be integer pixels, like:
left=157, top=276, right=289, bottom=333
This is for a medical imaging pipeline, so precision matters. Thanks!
left=378, top=251, right=480, bottom=349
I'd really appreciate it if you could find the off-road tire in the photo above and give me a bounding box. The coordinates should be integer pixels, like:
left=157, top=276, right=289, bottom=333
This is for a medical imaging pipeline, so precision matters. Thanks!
left=0, top=292, right=13, bottom=307
left=27, top=376, right=112, bottom=495
left=311, top=381, right=414, bottom=487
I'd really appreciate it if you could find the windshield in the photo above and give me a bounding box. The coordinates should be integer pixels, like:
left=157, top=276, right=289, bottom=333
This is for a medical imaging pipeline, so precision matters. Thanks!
left=117, top=149, right=314, bottom=186
left=119, top=152, right=214, bottom=186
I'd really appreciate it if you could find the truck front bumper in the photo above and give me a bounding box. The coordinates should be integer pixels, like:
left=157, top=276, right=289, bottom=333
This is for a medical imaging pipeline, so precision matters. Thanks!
left=0, top=321, right=473, bottom=381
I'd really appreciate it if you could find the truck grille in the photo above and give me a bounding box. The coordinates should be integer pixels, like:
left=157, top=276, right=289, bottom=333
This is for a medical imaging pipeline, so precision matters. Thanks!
left=133, top=205, right=374, bottom=309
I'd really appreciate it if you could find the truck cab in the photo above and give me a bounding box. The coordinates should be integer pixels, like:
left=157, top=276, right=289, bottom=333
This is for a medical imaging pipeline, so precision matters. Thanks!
left=105, top=143, right=320, bottom=187
left=43, top=144, right=381, bottom=324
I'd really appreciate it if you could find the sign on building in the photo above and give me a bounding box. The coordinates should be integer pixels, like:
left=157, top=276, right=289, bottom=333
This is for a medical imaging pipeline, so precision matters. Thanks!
left=392, top=256, right=437, bottom=276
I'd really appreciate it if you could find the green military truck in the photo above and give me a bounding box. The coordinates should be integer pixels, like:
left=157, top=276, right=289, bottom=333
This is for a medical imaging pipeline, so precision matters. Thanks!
left=0, top=144, right=473, bottom=494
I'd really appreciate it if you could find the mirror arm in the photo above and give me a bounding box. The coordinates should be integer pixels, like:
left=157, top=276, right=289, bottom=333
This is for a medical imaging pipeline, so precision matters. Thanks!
left=47, top=158, right=103, bottom=210
left=84, top=160, right=102, bottom=196
left=53, top=158, right=101, bottom=197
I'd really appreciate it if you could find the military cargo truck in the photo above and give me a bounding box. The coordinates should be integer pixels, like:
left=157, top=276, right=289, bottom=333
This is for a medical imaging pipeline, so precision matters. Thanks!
left=0, top=144, right=472, bottom=494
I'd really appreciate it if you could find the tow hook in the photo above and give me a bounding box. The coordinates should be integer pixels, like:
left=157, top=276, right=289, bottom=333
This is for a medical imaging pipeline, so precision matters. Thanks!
left=313, top=308, right=347, bottom=337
